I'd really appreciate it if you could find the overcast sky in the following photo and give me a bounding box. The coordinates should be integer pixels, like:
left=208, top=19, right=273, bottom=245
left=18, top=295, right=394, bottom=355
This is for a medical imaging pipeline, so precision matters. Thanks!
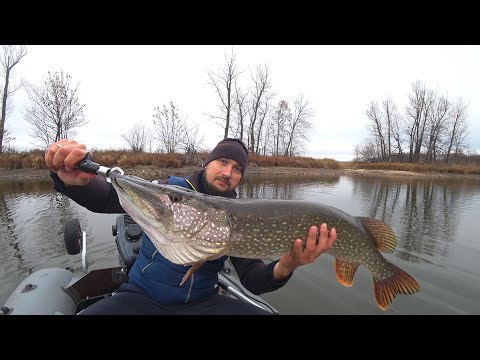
left=6, top=45, right=480, bottom=161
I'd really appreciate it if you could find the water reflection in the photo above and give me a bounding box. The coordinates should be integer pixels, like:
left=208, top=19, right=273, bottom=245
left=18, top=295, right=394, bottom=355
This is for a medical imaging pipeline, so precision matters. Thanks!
left=348, top=176, right=480, bottom=265
left=237, top=173, right=480, bottom=314
left=238, top=174, right=480, bottom=264
left=1, top=174, right=480, bottom=314
left=238, top=173, right=340, bottom=200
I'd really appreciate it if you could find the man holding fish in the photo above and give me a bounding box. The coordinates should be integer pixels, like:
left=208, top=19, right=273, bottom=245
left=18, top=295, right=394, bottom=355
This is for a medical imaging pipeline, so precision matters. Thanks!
left=45, top=138, right=338, bottom=315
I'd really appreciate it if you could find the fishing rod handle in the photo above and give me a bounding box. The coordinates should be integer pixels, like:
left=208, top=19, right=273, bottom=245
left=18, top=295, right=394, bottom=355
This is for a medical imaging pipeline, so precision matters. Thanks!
left=75, top=152, right=100, bottom=174
left=75, top=152, right=123, bottom=179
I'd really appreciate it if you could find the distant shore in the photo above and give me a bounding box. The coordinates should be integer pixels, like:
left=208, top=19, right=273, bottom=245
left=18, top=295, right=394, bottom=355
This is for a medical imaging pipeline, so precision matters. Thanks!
left=1, top=165, right=479, bottom=181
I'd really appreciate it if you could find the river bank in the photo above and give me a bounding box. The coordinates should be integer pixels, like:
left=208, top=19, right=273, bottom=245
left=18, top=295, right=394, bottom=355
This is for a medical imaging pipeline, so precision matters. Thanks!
left=1, top=165, right=479, bottom=181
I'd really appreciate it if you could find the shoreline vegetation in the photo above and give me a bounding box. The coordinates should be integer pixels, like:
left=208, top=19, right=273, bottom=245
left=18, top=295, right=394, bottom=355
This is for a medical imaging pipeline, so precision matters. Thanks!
left=0, top=149, right=479, bottom=180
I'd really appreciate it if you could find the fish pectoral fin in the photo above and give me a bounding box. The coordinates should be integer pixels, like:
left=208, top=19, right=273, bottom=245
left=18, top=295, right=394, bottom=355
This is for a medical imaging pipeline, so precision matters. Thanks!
left=356, top=217, right=397, bottom=253
left=180, top=261, right=206, bottom=286
left=334, top=258, right=360, bottom=287
left=373, top=264, right=421, bottom=311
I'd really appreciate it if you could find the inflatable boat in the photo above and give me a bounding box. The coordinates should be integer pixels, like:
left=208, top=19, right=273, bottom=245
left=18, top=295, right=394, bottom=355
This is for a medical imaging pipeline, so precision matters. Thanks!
left=1, top=214, right=278, bottom=315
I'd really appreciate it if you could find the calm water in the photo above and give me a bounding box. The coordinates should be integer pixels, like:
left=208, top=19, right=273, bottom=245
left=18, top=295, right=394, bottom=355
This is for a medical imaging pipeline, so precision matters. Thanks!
left=1, top=173, right=480, bottom=314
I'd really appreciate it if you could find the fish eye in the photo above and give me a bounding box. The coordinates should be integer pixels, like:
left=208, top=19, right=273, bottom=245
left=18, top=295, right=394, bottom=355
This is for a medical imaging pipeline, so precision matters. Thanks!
left=169, top=194, right=182, bottom=202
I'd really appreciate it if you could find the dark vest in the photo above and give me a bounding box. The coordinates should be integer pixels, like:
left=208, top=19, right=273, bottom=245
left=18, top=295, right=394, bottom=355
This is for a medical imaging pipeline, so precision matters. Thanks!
left=127, top=175, right=228, bottom=304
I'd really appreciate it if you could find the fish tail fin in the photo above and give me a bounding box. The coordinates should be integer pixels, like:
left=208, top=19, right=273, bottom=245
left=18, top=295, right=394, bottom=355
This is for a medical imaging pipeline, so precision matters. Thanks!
left=373, top=264, right=421, bottom=311
left=334, top=258, right=361, bottom=287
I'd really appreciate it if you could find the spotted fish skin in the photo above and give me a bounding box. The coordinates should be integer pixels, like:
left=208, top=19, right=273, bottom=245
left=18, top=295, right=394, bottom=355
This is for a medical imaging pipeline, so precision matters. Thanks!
left=110, top=173, right=420, bottom=311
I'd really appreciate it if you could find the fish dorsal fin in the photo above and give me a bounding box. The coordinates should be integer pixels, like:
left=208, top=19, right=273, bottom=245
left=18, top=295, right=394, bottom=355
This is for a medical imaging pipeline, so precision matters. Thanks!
left=356, top=217, right=397, bottom=253
left=334, top=258, right=360, bottom=287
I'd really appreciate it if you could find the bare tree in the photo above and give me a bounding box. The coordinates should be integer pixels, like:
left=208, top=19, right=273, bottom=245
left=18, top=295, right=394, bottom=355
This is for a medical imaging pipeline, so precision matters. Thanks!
left=405, top=81, right=437, bottom=163
left=258, top=113, right=274, bottom=156
left=24, top=70, right=87, bottom=148
left=121, top=121, right=148, bottom=152
left=365, top=96, right=401, bottom=162
left=382, top=97, right=400, bottom=162
left=152, top=102, right=187, bottom=153
left=1, top=127, right=15, bottom=152
left=206, top=48, right=241, bottom=139
left=354, top=140, right=377, bottom=162
left=391, top=111, right=405, bottom=162
left=271, top=100, right=291, bottom=156
left=231, top=79, right=250, bottom=142
left=366, top=100, right=386, bottom=161
left=0, top=45, right=27, bottom=153
left=284, top=94, right=314, bottom=156
left=145, top=127, right=155, bottom=153
left=247, top=64, right=271, bottom=153
left=444, top=98, right=469, bottom=164
left=424, top=94, right=449, bottom=163
left=359, top=81, right=472, bottom=164
left=182, top=121, right=205, bottom=154
left=254, top=90, right=275, bottom=153
left=404, top=81, right=426, bottom=162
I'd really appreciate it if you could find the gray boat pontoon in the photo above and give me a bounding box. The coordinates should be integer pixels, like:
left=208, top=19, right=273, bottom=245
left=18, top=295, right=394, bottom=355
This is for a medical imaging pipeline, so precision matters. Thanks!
left=1, top=214, right=278, bottom=315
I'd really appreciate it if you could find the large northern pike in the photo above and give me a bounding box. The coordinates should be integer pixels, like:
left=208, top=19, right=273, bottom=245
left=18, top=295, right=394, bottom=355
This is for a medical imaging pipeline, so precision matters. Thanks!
left=110, top=173, right=420, bottom=311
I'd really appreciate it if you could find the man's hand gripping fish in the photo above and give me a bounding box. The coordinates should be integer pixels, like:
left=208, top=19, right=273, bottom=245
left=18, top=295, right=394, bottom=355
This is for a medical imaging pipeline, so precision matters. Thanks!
left=110, top=173, right=420, bottom=311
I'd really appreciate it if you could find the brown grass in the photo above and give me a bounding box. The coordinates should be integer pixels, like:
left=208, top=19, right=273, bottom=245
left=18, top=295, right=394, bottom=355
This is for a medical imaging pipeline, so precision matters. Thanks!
left=0, top=149, right=479, bottom=176
left=343, top=161, right=480, bottom=175
left=247, top=154, right=341, bottom=169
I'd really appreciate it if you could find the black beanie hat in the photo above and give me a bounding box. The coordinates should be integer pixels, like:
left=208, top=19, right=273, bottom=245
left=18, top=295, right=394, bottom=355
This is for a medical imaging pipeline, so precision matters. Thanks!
left=205, top=138, right=249, bottom=175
